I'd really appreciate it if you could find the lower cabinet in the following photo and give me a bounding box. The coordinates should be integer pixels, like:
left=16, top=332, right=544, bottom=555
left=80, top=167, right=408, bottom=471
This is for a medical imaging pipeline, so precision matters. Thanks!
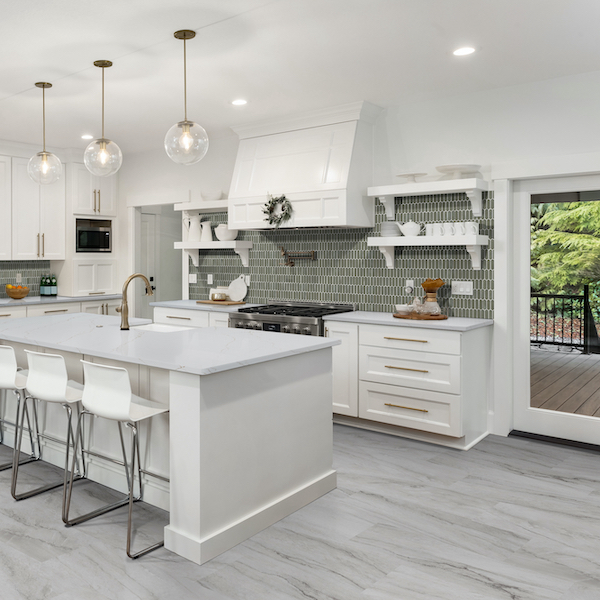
left=26, top=302, right=82, bottom=318
left=80, top=299, right=121, bottom=315
left=325, top=318, right=491, bottom=449
left=209, top=312, right=230, bottom=328
left=153, top=307, right=209, bottom=327
left=0, top=306, right=27, bottom=320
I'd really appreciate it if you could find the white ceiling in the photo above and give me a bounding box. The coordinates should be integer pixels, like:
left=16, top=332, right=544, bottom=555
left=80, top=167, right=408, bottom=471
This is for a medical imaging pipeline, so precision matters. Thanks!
left=2, top=0, right=600, bottom=155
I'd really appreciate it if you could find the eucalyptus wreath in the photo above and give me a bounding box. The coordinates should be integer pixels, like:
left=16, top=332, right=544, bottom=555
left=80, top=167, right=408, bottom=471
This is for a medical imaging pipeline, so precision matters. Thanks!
left=263, top=194, right=293, bottom=227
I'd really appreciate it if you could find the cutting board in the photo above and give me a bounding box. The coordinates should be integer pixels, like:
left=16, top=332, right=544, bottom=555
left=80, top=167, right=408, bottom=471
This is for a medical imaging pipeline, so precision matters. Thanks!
left=196, top=300, right=246, bottom=306
left=393, top=313, right=448, bottom=320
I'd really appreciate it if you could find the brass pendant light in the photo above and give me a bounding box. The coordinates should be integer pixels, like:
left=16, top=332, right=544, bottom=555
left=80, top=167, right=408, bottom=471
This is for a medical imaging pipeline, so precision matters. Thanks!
left=27, top=82, right=62, bottom=185
left=83, top=60, right=123, bottom=177
left=164, top=29, right=209, bottom=165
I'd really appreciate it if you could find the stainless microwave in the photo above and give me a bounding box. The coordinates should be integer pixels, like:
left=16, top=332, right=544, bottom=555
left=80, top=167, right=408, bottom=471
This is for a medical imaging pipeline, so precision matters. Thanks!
left=76, top=219, right=112, bottom=252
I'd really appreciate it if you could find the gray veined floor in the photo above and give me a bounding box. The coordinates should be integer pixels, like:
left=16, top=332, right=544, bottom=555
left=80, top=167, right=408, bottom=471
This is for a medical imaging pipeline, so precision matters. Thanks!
left=0, top=425, right=599, bottom=600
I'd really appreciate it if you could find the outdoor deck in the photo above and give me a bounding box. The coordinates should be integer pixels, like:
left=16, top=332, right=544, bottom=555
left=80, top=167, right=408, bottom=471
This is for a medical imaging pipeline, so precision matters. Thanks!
left=531, top=347, right=600, bottom=416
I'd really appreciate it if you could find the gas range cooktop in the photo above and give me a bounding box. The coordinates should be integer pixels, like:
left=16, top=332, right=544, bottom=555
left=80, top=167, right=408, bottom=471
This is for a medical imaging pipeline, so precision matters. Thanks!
left=229, top=301, right=355, bottom=336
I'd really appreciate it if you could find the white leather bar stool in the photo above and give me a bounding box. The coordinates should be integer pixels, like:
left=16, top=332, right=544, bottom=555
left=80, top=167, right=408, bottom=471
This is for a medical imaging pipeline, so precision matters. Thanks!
left=0, top=345, right=38, bottom=471
left=64, top=360, right=169, bottom=559
left=12, top=350, right=85, bottom=508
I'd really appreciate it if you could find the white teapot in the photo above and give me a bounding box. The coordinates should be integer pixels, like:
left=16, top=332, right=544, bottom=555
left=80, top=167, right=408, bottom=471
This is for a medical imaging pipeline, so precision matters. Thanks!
left=398, top=220, right=424, bottom=236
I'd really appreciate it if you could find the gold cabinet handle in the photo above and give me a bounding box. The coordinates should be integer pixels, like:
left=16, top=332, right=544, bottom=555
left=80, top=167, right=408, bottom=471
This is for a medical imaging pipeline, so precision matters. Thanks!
left=44, top=309, right=68, bottom=314
left=42, top=233, right=45, bottom=257
left=93, top=189, right=97, bottom=212
left=384, top=336, right=428, bottom=343
left=166, top=315, right=191, bottom=320
left=385, top=403, right=429, bottom=413
left=0, top=314, right=12, bottom=318
left=98, top=190, right=101, bottom=213
left=88, top=292, right=106, bottom=295
left=37, top=233, right=40, bottom=257
left=384, top=365, right=429, bottom=373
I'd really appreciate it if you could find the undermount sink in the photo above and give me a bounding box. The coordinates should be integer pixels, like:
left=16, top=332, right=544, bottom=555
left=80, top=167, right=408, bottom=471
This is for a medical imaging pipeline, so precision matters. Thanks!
left=130, top=323, right=192, bottom=333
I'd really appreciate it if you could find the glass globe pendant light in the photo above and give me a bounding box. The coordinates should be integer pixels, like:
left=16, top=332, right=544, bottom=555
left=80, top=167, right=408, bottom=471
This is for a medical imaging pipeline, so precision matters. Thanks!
left=164, top=29, right=209, bottom=165
left=83, top=60, right=122, bottom=177
left=27, top=82, right=62, bottom=185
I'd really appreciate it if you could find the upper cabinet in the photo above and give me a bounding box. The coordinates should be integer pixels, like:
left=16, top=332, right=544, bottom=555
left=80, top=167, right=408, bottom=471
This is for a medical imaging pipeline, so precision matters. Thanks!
left=70, top=162, right=117, bottom=217
left=0, top=155, right=11, bottom=260
left=228, top=101, right=381, bottom=230
left=12, top=157, right=65, bottom=260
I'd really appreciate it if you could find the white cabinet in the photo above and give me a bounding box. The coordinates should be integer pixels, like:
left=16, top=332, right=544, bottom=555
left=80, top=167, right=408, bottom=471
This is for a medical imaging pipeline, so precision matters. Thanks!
left=70, top=162, right=117, bottom=216
left=72, top=260, right=117, bottom=296
left=325, top=321, right=358, bottom=417
left=0, top=155, right=11, bottom=260
left=153, top=307, right=209, bottom=327
left=12, top=157, right=65, bottom=260
left=0, top=306, right=26, bottom=320
left=80, top=299, right=121, bottom=315
left=26, top=302, right=81, bottom=318
left=209, top=312, right=230, bottom=328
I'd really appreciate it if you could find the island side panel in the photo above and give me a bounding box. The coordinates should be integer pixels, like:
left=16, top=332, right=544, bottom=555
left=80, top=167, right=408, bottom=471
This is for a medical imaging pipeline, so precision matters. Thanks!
left=166, top=347, right=336, bottom=565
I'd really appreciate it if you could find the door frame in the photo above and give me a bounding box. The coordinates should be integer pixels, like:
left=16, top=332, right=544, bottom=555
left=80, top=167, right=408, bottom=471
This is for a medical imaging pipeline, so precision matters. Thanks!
left=492, top=152, right=600, bottom=442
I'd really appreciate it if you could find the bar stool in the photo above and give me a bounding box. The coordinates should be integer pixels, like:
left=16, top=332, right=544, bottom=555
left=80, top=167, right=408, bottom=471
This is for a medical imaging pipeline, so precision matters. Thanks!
left=12, top=350, right=84, bottom=507
left=63, top=360, right=169, bottom=559
left=0, top=345, right=38, bottom=471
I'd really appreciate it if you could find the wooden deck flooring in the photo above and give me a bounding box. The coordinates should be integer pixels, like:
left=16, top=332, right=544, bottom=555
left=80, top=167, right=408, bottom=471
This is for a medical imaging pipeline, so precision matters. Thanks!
left=531, top=347, right=600, bottom=416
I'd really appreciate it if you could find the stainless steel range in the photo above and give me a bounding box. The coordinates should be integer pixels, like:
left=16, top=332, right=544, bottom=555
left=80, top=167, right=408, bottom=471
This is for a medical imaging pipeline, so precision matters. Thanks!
left=228, top=301, right=355, bottom=336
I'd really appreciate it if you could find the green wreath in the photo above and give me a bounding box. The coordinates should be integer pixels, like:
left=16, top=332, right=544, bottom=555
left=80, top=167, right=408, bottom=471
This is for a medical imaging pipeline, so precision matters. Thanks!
left=263, top=194, right=293, bottom=227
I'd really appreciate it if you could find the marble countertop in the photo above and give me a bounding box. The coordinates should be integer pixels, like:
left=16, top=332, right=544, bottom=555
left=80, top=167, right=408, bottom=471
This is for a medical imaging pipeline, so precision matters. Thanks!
left=149, top=300, right=262, bottom=313
left=323, top=311, right=493, bottom=331
left=0, top=313, right=338, bottom=376
left=0, top=294, right=122, bottom=307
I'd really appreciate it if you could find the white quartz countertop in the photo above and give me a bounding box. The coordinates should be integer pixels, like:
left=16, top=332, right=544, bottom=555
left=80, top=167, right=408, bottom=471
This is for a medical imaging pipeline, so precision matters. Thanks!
left=149, top=300, right=262, bottom=313
left=323, top=311, right=493, bottom=331
left=0, top=313, right=338, bottom=376
left=0, top=294, right=122, bottom=307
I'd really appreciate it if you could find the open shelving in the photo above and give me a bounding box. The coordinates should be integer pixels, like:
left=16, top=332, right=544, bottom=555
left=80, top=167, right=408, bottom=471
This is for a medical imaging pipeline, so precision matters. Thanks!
left=174, top=241, right=253, bottom=267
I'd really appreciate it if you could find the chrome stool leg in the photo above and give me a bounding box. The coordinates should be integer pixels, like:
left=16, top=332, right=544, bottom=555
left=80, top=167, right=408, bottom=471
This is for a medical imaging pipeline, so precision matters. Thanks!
left=0, top=391, right=39, bottom=472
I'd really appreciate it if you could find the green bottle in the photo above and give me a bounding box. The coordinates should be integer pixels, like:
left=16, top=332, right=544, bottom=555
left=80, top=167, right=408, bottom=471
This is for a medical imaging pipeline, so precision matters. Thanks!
left=40, top=275, right=45, bottom=296
left=51, top=274, right=58, bottom=297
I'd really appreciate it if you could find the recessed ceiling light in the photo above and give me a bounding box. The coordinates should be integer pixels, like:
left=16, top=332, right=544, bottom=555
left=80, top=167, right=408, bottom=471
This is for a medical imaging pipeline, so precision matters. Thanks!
left=232, top=99, right=247, bottom=106
left=81, top=134, right=93, bottom=140
left=453, top=47, right=475, bottom=56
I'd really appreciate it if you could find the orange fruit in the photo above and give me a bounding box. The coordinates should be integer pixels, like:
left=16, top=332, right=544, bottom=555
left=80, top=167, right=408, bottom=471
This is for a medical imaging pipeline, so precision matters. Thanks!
left=16, top=285, right=22, bottom=289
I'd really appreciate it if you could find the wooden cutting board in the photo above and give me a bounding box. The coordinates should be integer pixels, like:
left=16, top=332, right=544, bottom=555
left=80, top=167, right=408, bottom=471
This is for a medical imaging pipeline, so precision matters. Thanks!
left=393, top=313, right=448, bottom=320
left=196, top=300, right=246, bottom=306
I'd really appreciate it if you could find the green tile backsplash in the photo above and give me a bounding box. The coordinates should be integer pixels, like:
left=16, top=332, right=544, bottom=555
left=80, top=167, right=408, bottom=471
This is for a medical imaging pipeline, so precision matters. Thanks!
left=0, top=260, right=51, bottom=298
left=188, top=192, right=494, bottom=318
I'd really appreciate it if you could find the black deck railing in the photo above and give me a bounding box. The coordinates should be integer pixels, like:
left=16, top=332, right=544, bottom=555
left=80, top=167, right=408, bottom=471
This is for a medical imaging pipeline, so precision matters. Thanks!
left=530, top=285, right=590, bottom=352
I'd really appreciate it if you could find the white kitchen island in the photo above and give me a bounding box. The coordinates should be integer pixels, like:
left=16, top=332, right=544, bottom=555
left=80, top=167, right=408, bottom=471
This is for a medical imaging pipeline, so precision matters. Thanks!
left=0, top=313, right=339, bottom=565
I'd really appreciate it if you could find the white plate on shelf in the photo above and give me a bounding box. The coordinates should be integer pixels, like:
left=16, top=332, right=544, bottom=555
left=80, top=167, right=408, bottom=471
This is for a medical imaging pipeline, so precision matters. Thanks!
left=395, top=172, right=427, bottom=182
left=436, top=164, right=481, bottom=179
left=227, top=275, right=248, bottom=302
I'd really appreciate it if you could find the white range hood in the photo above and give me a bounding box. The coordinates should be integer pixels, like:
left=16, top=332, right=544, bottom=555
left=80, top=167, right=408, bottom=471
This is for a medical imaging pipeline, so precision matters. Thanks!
left=227, top=101, right=381, bottom=230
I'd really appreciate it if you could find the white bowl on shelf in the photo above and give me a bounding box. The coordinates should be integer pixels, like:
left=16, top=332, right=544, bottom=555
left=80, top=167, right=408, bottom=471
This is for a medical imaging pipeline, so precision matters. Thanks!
left=214, top=224, right=238, bottom=241
left=436, top=164, right=481, bottom=179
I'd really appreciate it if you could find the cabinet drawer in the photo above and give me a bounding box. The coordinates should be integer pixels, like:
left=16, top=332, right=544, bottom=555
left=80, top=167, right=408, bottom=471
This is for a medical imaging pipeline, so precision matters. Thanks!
left=27, top=303, right=81, bottom=318
left=208, top=312, right=230, bottom=328
left=359, top=345, right=460, bottom=394
left=359, top=381, right=462, bottom=437
left=359, top=324, right=461, bottom=356
left=0, top=306, right=27, bottom=319
left=153, top=307, right=209, bottom=328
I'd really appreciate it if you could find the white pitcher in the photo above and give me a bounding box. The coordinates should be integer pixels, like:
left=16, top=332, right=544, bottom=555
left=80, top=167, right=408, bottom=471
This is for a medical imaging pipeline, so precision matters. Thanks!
left=183, top=213, right=202, bottom=242
left=200, top=220, right=213, bottom=242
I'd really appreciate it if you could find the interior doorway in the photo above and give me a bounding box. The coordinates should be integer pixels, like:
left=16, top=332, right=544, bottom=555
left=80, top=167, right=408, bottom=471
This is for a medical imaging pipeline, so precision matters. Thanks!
left=135, top=204, right=182, bottom=319
left=513, top=174, right=600, bottom=444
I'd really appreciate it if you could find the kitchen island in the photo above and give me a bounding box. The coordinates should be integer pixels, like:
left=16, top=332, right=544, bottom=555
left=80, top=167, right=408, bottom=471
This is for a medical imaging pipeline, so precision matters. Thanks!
left=0, top=313, right=339, bottom=565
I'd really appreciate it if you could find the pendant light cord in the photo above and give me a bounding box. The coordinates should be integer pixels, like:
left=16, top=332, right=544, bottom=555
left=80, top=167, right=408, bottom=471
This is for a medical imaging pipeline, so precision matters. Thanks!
left=101, top=66, right=105, bottom=138
left=42, top=86, right=46, bottom=152
left=183, top=38, right=188, bottom=122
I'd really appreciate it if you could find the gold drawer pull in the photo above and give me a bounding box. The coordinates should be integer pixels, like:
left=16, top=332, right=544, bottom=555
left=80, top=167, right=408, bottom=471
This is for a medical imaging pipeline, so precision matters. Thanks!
left=0, top=314, right=11, bottom=318
left=166, top=315, right=191, bottom=320
left=385, top=365, right=429, bottom=373
left=385, top=403, right=429, bottom=413
left=88, top=292, right=106, bottom=295
left=384, top=336, right=428, bottom=343
left=44, top=309, right=68, bottom=314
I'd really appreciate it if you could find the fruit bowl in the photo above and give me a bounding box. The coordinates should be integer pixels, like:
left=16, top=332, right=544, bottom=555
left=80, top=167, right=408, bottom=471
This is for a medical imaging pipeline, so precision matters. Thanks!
left=5, top=285, right=29, bottom=299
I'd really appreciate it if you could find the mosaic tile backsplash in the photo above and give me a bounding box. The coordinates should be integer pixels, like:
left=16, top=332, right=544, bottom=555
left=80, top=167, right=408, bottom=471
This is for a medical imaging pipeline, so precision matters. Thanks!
left=0, top=260, right=52, bottom=298
left=189, top=192, right=494, bottom=318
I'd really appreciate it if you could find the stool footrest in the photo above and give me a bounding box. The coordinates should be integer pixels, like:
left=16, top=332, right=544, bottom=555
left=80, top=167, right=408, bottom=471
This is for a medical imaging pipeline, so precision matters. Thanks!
left=64, top=497, right=132, bottom=527
left=0, top=455, right=38, bottom=472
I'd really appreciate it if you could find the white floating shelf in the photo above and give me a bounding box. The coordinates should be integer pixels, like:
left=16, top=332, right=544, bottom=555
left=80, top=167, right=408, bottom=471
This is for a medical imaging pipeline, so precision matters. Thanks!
left=367, top=235, right=489, bottom=270
left=174, top=241, right=253, bottom=267
left=368, top=178, right=489, bottom=218
left=173, top=199, right=229, bottom=213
